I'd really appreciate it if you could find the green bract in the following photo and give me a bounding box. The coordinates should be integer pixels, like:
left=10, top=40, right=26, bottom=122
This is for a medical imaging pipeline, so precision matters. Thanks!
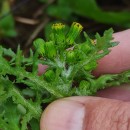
left=0, top=22, right=130, bottom=130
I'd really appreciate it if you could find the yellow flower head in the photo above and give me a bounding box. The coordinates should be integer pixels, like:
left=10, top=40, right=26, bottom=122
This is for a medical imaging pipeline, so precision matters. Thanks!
left=52, top=23, right=65, bottom=31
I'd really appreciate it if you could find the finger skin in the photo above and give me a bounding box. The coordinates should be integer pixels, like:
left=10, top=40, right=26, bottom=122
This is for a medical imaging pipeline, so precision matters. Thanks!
left=94, top=29, right=130, bottom=99
left=97, top=85, right=130, bottom=101
left=40, top=97, right=130, bottom=130
left=94, top=29, right=130, bottom=75
left=38, top=64, right=48, bottom=75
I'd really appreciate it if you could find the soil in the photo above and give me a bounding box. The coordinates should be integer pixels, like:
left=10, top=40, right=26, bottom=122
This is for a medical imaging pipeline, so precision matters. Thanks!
left=0, top=0, right=130, bottom=55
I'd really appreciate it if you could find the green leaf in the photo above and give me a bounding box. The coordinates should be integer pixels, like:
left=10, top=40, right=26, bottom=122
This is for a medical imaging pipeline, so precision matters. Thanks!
left=66, top=0, right=130, bottom=26
left=29, top=118, right=40, bottom=130
left=47, top=1, right=73, bottom=21
left=0, top=99, right=21, bottom=130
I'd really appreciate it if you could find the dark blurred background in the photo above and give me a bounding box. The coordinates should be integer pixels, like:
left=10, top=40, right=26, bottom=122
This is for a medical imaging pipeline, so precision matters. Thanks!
left=0, top=0, right=130, bottom=54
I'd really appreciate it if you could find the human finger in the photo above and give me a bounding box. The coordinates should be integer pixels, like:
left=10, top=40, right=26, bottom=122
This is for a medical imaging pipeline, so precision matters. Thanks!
left=40, top=96, right=130, bottom=130
left=94, top=29, right=130, bottom=75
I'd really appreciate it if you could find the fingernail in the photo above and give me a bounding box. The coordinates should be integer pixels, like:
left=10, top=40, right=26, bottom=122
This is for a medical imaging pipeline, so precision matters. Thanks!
left=40, top=99, right=85, bottom=130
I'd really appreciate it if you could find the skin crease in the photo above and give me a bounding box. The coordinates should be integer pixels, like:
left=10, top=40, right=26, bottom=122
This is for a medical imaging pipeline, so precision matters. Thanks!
left=39, top=29, right=130, bottom=130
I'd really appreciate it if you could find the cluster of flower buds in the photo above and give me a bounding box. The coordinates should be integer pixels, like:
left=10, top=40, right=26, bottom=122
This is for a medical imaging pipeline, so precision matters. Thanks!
left=33, top=38, right=56, bottom=59
left=33, top=22, right=97, bottom=71
left=33, top=22, right=83, bottom=58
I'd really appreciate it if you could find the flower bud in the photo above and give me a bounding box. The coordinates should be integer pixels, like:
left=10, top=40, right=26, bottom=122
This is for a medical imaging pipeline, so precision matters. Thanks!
left=45, top=41, right=56, bottom=59
left=76, top=43, right=91, bottom=55
left=44, top=70, right=55, bottom=82
left=66, top=50, right=76, bottom=63
left=52, top=23, right=65, bottom=44
left=83, top=44, right=91, bottom=53
left=66, top=22, right=83, bottom=45
left=17, top=104, right=26, bottom=115
left=84, top=61, right=97, bottom=71
left=33, top=38, right=45, bottom=55
left=79, top=80, right=90, bottom=90
left=22, top=88, right=35, bottom=97
left=77, top=80, right=92, bottom=95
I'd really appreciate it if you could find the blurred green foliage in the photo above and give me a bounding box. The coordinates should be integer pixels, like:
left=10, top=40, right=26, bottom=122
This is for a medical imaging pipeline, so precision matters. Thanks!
left=0, top=0, right=16, bottom=38
left=47, top=0, right=74, bottom=21
left=47, top=0, right=130, bottom=26
left=69, top=0, right=130, bottom=26
left=1, top=0, right=130, bottom=39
